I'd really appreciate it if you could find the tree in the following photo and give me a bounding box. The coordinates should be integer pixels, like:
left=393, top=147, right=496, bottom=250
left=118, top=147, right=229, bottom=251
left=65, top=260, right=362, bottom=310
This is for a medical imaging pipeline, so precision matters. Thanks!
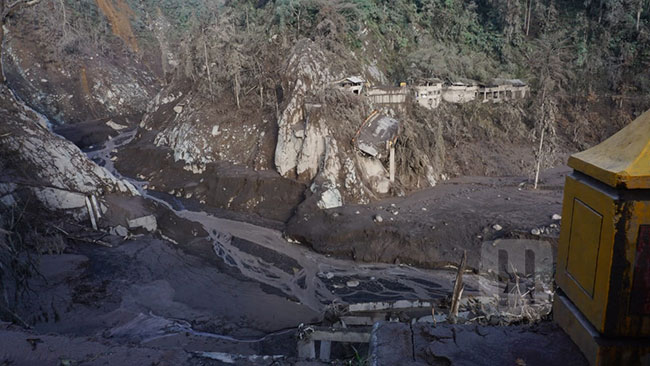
left=0, top=0, right=41, bottom=83
left=528, top=32, right=573, bottom=189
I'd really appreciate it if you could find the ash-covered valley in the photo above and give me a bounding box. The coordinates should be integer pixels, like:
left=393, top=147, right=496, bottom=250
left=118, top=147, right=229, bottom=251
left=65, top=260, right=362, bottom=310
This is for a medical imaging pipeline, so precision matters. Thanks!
left=0, top=0, right=648, bottom=365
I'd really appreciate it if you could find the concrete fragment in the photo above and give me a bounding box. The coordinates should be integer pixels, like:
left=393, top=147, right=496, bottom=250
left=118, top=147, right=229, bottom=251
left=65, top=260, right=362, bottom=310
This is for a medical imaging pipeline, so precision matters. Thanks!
left=106, top=120, right=128, bottom=131
left=374, top=214, right=383, bottom=223
left=552, top=214, right=562, bottom=220
left=128, top=215, right=157, bottom=232
left=111, top=225, right=128, bottom=237
left=317, top=187, right=342, bottom=210
left=85, top=196, right=98, bottom=230
left=346, top=280, right=360, bottom=288
left=173, top=105, right=183, bottom=114
left=492, top=224, right=502, bottom=231
left=531, top=228, right=541, bottom=236
left=34, top=188, right=86, bottom=210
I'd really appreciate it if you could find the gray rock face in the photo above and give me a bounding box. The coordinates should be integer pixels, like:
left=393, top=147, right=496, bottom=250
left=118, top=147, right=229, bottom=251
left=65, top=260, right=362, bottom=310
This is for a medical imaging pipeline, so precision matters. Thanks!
left=0, top=86, right=138, bottom=217
left=274, top=40, right=334, bottom=178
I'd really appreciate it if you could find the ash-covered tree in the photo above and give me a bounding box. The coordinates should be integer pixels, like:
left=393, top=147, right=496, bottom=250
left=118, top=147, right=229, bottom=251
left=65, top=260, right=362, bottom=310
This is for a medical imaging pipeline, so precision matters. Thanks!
left=528, top=31, right=573, bottom=189
left=0, top=0, right=42, bottom=83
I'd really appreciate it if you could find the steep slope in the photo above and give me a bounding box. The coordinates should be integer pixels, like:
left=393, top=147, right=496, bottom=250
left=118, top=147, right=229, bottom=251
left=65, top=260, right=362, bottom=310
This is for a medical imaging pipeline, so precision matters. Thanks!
left=3, top=0, right=160, bottom=125
left=0, top=86, right=137, bottom=219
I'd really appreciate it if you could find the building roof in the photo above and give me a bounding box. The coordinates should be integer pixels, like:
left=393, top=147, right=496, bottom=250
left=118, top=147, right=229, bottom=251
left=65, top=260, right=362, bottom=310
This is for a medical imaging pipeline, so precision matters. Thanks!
left=354, top=111, right=399, bottom=157
left=416, top=78, right=443, bottom=85
left=450, top=78, right=479, bottom=86
left=488, top=78, right=527, bottom=87
left=568, top=109, right=650, bottom=189
left=344, top=76, right=365, bottom=84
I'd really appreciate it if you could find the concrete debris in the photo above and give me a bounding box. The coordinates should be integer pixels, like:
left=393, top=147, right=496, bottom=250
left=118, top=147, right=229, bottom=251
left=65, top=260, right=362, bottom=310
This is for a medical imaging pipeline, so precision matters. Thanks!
left=348, top=300, right=433, bottom=313
left=106, top=120, right=128, bottom=131
left=111, top=225, right=128, bottom=237
left=317, top=186, right=343, bottom=210
left=374, top=214, right=383, bottom=223
left=552, top=214, right=562, bottom=220
left=346, top=280, right=360, bottom=288
left=369, top=322, right=588, bottom=366
left=173, top=105, right=183, bottom=114
left=34, top=188, right=86, bottom=211
left=492, top=224, right=502, bottom=231
left=531, top=228, right=541, bottom=236
left=318, top=272, right=335, bottom=280
left=127, top=215, right=158, bottom=232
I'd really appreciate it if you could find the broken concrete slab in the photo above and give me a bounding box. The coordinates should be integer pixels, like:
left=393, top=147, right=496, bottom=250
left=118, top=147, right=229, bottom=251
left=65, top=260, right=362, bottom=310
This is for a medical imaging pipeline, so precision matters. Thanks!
left=369, top=321, right=589, bottom=366
left=127, top=215, right=157, bottom=232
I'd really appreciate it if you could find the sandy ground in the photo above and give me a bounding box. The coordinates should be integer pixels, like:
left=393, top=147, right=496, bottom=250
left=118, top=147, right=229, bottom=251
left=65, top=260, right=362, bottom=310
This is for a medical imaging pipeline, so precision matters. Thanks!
left=287, top=166, right=568, bottom=270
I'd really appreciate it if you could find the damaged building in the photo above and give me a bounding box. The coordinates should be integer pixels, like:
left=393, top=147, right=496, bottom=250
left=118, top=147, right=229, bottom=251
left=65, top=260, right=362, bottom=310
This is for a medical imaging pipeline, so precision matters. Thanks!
left=413, top=78, right=443, bottom=110
left=477, top=79, right=530, bottom=103
left=366, top=86, right=409, bottom=106
left=334, top=75, right=529, bottom=110
left=442, top=80, right=480, bottom=104
left=353, top=111, right=399, bottom=184
left=333, top=76, right=365, bottom=95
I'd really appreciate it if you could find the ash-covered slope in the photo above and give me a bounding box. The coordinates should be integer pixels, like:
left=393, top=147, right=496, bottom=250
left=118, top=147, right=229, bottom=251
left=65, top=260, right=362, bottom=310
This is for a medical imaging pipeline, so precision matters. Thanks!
left=0, top=86, right=137, bottom=219
left=119, top=38, right=411, bottom=221
left=2, top=0, right=160, bottom=125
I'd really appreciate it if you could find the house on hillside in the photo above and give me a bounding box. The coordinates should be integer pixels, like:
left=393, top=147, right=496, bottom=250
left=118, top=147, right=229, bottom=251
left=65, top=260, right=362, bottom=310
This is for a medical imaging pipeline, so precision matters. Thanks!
left=367, top=86, right=409, bottom=106
left=477, top=79, right=530, bottom=103
left=334, top=76, right=365, bottom=95
left=498, top=79, right=530, bottom=99
left=442, top=80, right=479, bottom=103
left=413, top=79, right=443, bottom=109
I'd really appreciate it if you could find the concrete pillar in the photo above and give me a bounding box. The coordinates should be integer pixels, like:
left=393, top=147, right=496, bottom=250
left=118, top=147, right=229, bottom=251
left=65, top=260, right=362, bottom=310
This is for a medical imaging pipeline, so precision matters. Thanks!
left=319, top=340, right=331, bottom=361
left=389, top=144, right=396, bottom=183
left=85, top=196, right=98, bottom=230
left=298, top=339, right=315, bottom=359
left=90, top=195, right=102, bottom=219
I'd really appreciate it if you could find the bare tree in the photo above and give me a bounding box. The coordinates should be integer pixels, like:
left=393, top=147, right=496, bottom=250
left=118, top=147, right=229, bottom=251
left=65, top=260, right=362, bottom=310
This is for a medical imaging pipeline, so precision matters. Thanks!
left=0, top=0, right=41, bottom=83
left=524, top=0, right=533, bottom=36
left=637, top=0, right=645, bottom=32
left=528, top=33, right=573, bottom=189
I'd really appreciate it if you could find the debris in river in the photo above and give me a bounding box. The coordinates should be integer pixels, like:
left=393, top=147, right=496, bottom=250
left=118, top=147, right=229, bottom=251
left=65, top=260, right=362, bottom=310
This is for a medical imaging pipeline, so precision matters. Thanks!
left=127, top=215, right=157, bottom=232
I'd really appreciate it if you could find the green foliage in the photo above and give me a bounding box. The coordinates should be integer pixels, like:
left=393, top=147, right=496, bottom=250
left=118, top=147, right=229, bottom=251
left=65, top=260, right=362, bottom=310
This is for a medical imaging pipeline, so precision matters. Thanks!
left=143, top=0, right=650, bottom=95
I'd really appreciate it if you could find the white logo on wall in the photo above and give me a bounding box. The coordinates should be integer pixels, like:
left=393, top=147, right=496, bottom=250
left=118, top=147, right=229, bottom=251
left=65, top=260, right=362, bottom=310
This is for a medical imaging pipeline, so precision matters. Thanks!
left=480, top=239, right=554, bottom=311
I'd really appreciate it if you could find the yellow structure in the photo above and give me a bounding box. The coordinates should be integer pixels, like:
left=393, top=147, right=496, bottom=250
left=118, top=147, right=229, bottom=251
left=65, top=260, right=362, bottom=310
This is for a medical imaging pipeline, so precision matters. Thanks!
left=554, top=110, right=650, bottom=365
